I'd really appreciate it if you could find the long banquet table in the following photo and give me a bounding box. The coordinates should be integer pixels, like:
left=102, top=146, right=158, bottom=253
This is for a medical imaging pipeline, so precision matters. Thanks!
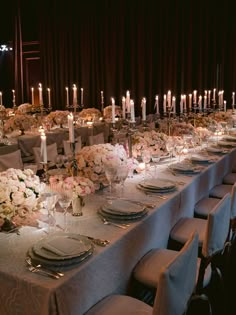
left=0, top=147, right=236, bottom=315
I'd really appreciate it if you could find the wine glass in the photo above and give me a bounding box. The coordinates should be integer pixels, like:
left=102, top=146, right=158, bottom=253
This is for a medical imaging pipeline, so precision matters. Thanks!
left=58, top=193, right=72, bottom=232
left=166, top=138, right=175, bottom=161
left=151, top=154, right=160, bottom=177
left=116, top=164, right=129, bottom=196
left=41, top=192, right=59, bottom=234
left=141, top=151, right=151, bottom=178
left=104, top=164, right=118, bottom=194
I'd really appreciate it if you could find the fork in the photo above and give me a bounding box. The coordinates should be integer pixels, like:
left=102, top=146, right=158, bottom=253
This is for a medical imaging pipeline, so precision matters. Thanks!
left=101, top=218, right=129, bottom=229
left=26, top=257, right=64, bottom=278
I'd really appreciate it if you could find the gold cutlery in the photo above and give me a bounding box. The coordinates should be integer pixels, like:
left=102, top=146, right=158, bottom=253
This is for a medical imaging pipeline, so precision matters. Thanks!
left=85, top=236, right=110, bottom=247
left=101, top=218, right=129, bottom=229
left=26, top=257, right=64, bottom=278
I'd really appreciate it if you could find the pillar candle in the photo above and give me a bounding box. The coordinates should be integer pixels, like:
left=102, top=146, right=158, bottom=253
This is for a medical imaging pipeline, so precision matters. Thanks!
left=224, top=100, right=227, bottom=112
left=183, top=95, right=187, bottom=111
left=130, top=100, right=135, bottom=122
left=40, top=131, right=47, bottom=163
left=180, top=95, right=183, bottom=113
left=163, top=94, right=167, bottom=113
left=193, top=90, right=197, bottom=104
left=154, top=95, right=159, bottom=114
left=167, top=90, right=171, bottom=109
left=38, top=83, right=43, bottom=105
left=213, top=88, right=216, bottom=102
left=66, top=87, right=69, bottom=106
left=0, top=92, right=2, bottom=105
left=81, top=88, right=83, bottom=106
left=208, top=90, right=211, bottom=105
left=172, top=96, right=176, bottom=113
left=232, top=92, right=235, bottom=105
left=47, top=88, right=51, bottom=107
left=141, top=97, right=146, bottom=121
left=31, top=87, right=34, bottom=105
left=12, top=89, right=15, bottom=105
left=111, top=98, right=115, bottom=123
left=68, top=113, right=75, bottom=143
left=189, top=94, right=192, bottom=109
left=198, top=95, right=202, bottom=111
left=126, top=90, right=130, bottom=113
left=122, top=96, right=126, bottom=119
left=101, top=91, right=104, bottom=110
left=204, top=95, right=207, bottom=109
left=72, top=84, right=77, bottom=105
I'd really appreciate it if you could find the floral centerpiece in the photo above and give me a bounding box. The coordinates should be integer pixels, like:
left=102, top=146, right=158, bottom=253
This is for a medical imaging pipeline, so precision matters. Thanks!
left=103, top=105, right=122, bottom=120
left=45, top=110, right=70, bottom=127
left=49, top=175, right=95, bottom=215
left=132, top=130, right=168, bottom=158
left=78, top=108, right=102, bottom=122
left=16, top=103, right=41, bottom=114
left=3, top=114, right=37, bottom=134
left=75, top=143, right=128, bottom=190
left=0, top=168, right=45, bottom=222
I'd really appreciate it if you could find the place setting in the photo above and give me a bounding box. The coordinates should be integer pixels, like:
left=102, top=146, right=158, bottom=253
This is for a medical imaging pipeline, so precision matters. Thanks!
left=137, top=178, right=177, bottom=196
left=98, top=199, right=149, bottom=224
left=168, top=161, right=204, bottom=176
left=26, top=232, right=96, bottom=273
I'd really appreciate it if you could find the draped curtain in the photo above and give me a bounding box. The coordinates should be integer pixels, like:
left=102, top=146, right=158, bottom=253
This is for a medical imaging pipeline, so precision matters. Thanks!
left=37, top=0, right=236, bottom=114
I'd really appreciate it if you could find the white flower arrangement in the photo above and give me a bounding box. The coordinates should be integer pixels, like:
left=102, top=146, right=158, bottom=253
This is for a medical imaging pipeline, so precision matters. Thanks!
left=0, top=168, right=46, bottom=219
left=3, top=114, right=37, bottom=134
left=49, top=175, right=95, bottom=198
left=103, top=105, right=122, bottom=120
left=132, top=130, right=168, bottom=158
left=45, top=110, right=70, bottom=127
left=78, top=108, right=102, bottom=121
left=75, top=143, right=128, bottom=190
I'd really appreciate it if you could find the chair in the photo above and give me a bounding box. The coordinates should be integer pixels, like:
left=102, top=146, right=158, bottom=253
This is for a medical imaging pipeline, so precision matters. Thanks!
left=63, top=136, right=82, bottom=156
left=88, top=132, right=105, bottom=146
left=33, top=142, right=58, bottom=169
left=169, top=193, right=231, bottom=294
left=85, top=232, right=199, bottom=315
left=0, top=149, right=23, bottom=171
left=223, top=172, right=236, bottom=185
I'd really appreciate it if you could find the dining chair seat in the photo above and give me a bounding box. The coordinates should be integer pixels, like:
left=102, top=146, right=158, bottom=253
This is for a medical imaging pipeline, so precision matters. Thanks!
left=63, top=136, right=82, bottom=156
left=0, top=149, right=23, bottom=171
left=223, top=172, right=236, bottom=185
left=33, top=142, right=58, bottom=169
left=85, top=233, right=199, bottom=315
left=209, top=184, right=233, bottom=199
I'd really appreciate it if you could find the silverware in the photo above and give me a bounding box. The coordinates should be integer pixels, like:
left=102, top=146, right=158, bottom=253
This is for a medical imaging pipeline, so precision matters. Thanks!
left=85, top=236, right=110, bottom=247
left=26, top=257, right=64, bottom=278
left=101, top=218, right=128, bottom=229
left=28, top=265, right=60, bottom=279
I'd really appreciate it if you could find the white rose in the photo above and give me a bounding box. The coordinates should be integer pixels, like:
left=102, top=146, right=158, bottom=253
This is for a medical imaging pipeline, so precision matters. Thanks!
left=11, top=191, right=25, bottom=205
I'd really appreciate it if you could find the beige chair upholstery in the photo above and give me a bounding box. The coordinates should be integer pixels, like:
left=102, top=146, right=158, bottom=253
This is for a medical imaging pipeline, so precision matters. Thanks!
left=170, top=193, right=231, bottom=293
left=33, top=142, right=58, bottom=168
left=63, top=136, right=82, bottom=156
left=85, top=233, right=199, bottom=315
left=195, top=183, right=236, bottom=220
left=223, top=172, right=236, bottom=185
left=0, top=149, right=23, bottom=171
left=88, top=132, right=105, bottom=146
left=209, top=184, right=233, bottom=199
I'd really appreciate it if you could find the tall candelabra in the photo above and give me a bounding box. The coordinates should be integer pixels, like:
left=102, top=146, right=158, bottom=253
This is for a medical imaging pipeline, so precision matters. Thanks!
left=70, top=141, right=78, bottom=176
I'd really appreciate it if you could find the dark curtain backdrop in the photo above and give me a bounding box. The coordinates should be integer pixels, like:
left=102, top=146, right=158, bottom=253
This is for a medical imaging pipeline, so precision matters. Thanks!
left=37, top=0, right=236, bottom=114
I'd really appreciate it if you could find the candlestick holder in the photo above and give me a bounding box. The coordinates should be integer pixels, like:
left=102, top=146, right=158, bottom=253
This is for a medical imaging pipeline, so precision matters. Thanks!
left=69, top=141, right=78, bottom=176
left=40, top=162, right=50, bottom=184
left=192, top=103, right=199, bottom=128
left=127, top=121, right=137, bottom=158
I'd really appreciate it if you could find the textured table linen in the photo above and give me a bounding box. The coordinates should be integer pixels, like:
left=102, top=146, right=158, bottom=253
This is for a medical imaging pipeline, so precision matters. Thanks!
left=0, top=148, right=235, bottom=315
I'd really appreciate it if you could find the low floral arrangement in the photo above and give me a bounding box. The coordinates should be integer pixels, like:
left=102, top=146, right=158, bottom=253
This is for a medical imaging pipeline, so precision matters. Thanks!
left=103, top=105, right=122, bottom=120
left=208, top=111, right=232, bottom=123
left=49, top=175, right=95, bottom=199
left=132, top=130, right=168, bottom=158
left=3, top=114, right=37, bottom=134
left=78, top=108, right=102, bottom=121
left=45, top=110, right=70, bottom=127
left=0, top=168, right=45, bottom=220
left=16, top=103, right=42, bottom=115
left=0, top=105, right=6, bottom=120
left=75, top=143, right=128, bottom=190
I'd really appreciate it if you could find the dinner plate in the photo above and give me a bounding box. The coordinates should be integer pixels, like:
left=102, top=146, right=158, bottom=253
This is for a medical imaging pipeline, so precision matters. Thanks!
left=222, top=135, right=236, bottom=142
left=217, top=141, right=236, bottom=147
left=190, top=155, right=211, bottom=164
left=137, top=183, right=176, bottom=193
left=98, top=208, right=148, bottom=222
left=28, top=246, right=93, bottom=269
left=102, top=199, right=145, bottom=215
left=139, top=178, right=176, bottom=190
left=32, top=233, right=93, bottom=261
left=169, top=163, right=202, bottom=174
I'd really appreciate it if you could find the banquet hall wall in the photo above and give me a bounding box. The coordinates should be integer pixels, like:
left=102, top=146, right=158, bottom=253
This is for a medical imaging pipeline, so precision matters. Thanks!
left=1, top=0, right=236, bottom=113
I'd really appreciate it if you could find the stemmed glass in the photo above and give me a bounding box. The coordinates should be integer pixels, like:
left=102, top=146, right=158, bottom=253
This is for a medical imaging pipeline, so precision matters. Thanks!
left=41, top=192, right=59, bottom=234
left=166, top=138, right=175, bottom=162
left=104, top=164, right=118, bottom=194
left=58, top=193, right=72, bottom=232
left=151, top=154, right=160, bottom=177
left=116, top=164, right=129, bottom=196
left=141, top=151, right=151, bottom=178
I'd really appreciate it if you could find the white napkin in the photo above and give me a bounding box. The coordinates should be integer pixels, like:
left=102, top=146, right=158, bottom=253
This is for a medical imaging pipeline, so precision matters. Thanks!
left=42, top=235, right=89, bottom=257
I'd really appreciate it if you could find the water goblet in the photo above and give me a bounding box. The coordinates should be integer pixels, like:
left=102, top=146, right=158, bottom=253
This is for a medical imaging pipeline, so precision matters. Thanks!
left=141, top=151, right=151, bottom=178
left=41, top=192, right=59, bottom=234
left=151, top=154, right=160, bottom=177
left=58, top=193, right=72, bottom=232
left=116, top=164, right=129, bottom=196
left=104, top=164, right=118, bottom=194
